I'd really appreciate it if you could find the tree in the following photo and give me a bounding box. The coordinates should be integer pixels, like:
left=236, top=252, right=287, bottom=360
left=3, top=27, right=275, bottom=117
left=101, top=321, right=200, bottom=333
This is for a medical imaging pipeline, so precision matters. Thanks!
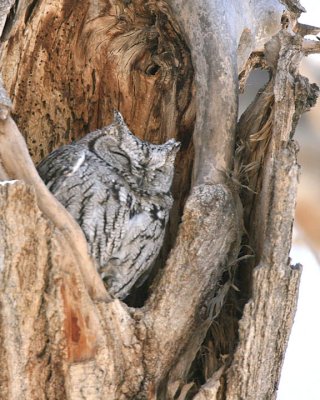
left=0, top=0, right=319, bottom=398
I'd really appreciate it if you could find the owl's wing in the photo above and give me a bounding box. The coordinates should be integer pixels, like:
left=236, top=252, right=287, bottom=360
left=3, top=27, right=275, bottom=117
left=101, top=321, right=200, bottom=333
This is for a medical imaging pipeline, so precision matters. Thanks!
left=37, top=145, right=87, bottom=192
left=38, top=145, right=128, bottom=265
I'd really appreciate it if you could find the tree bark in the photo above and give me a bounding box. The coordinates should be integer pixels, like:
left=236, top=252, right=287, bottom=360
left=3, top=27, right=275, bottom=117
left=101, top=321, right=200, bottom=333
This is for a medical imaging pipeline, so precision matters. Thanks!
left=0, top=0, right=319, bottom=399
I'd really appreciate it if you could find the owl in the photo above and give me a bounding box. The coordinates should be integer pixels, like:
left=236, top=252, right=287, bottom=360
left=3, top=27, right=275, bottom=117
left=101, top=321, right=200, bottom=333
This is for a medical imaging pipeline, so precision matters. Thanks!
left=37, top=111, right=180, bottom=299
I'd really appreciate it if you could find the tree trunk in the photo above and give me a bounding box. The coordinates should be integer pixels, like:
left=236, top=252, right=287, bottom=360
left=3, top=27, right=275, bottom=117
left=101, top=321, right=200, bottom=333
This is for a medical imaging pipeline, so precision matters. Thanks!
left=0, top=0, right=319, bottom=398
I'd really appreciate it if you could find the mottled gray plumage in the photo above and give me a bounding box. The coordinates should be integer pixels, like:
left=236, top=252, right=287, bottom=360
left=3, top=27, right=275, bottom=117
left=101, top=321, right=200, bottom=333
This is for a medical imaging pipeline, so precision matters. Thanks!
left=37, top=111, right=180, bottom=299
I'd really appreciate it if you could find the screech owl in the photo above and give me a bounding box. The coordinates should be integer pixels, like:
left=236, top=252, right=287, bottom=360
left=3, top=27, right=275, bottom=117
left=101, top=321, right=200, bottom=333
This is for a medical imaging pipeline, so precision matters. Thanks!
left=37, top=111, right=180, bottom=299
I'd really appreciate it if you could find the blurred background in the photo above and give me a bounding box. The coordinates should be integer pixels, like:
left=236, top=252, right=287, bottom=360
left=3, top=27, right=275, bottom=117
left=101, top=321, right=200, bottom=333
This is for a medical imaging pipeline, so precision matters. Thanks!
left=239, top=1, right=320, bottom=398
left=278, top=0, right=320, bottom=394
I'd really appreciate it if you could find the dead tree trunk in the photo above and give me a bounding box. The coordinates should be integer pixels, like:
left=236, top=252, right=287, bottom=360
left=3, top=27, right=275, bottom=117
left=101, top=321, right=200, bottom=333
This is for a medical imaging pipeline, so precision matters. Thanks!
left=0, top=0, right=319, bottom=398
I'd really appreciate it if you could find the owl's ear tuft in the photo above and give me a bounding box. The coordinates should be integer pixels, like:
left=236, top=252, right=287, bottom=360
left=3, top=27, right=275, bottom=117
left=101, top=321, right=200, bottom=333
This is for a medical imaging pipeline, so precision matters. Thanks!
left=113, top=110, right=125, bottom=126
left=165, top=139, right=181, bottom=155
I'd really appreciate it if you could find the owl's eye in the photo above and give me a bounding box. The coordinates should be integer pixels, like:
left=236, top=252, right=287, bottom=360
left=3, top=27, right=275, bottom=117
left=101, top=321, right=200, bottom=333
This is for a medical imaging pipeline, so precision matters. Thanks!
left=111, top=151, right=130, bottom=165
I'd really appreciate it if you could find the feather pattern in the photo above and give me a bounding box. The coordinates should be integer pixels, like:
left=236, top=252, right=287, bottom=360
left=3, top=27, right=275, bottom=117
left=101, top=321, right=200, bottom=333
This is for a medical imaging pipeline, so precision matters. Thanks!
left=37, top=111, right=180, bottom=299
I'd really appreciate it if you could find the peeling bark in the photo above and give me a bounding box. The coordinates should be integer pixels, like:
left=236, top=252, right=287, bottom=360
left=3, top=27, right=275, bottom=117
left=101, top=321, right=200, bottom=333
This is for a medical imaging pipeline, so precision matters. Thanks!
left=226, top=145, right=301, bottom=400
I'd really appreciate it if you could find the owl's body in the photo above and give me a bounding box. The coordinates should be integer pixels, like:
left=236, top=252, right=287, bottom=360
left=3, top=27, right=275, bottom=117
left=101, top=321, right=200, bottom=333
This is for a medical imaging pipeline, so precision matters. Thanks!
left=37, top=112, right=179, bottom=299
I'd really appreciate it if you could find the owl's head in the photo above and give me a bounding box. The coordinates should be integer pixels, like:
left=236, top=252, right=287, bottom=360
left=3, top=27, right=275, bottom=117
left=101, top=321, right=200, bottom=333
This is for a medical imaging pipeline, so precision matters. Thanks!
left=90, top=112, right=147, bottom=180
left=92, top=111, right=180, bottom=192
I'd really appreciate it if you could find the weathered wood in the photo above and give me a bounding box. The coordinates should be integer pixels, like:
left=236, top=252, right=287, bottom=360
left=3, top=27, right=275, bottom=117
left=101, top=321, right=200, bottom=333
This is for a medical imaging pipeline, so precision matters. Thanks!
left=166, top=0, right=283, bottom=185
left=223, top=20, right=318, bottom=400
left=0, top=0, right=196, bottom=252
left=0, top=116, right=109, bottom=301
left=0, top=181, right=145, bottom=399
left=142, top=184, right=242, bottom=392
left=0, top=73, right=241, bottom=397
left=0, top=1, right=195, bottom=207
left=0, top=0, right=318, bottom=399
left=0, top=180, right=241, bottom=399
left=225, top=145, right=301, bottom=399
